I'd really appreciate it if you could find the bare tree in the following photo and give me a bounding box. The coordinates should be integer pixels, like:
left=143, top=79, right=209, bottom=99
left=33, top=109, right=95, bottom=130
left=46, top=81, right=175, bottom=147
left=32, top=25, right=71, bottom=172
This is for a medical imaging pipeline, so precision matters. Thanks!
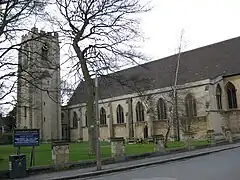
left=179, top=101, right=205, bottom=136
left=135, top=87, right=173, bottom=148
left=52, top=0, right=151, bottom=154
left=173, top=29, right=184, bottom=141
left=0, top=0, right=48, bottom=109
left=139, top=29, right=186, bottom=144
left=138, top=84, right=206, bottom=146
left=129, top=29, right=186, bottom=146
left=141, top=93, right=172, bottom=147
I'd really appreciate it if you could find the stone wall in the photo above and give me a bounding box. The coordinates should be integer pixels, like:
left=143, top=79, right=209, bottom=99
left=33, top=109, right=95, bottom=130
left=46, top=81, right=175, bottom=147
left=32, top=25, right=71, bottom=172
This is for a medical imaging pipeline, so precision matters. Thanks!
left=228, top=111, right=240, bottom=133
left=220, top=110, right=240, bottom=133
left=134, top=122, right=146, bottom=138
left=113, top=124, right=127, bottom=138
left=153, top=121, right=168, bottom=137
left=99, top=126, right=109, bottom=140
left=189, top=116, right=208, bottom=139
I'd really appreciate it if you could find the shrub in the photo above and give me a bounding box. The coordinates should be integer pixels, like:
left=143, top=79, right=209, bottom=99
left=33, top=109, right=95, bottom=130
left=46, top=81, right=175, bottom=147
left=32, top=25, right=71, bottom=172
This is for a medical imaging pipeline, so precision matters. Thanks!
left=0, top=132, right=13, bottom=145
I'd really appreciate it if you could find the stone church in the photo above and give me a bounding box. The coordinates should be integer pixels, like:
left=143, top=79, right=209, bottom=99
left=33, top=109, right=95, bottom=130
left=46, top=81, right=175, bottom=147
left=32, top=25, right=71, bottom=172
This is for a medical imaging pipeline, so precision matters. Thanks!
left=17, top=28, right=240, bottom=141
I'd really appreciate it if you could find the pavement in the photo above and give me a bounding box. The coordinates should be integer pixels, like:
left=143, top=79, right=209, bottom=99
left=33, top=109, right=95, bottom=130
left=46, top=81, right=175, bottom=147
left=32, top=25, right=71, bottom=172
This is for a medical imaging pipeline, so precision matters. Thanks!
left=19, top=143, right=240, bottom=180
left=86, top=146, right=240, bottom=180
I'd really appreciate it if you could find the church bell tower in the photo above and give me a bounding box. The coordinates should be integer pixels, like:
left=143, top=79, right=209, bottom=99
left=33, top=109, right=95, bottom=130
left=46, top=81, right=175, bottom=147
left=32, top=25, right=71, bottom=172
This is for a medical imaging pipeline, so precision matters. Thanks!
left=16, top=27, right=62, bottom=141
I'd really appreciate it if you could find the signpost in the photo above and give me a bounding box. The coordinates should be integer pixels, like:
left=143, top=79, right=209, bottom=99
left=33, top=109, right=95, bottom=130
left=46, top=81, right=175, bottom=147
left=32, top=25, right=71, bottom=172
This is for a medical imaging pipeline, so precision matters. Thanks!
left=13, top=129, right=40, bottom=166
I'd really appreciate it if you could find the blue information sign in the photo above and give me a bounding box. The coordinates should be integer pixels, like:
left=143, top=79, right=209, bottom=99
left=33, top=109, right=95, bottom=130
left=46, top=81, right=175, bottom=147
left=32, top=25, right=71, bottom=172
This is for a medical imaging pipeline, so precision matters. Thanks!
left=13, top=129, right=40, bottom=147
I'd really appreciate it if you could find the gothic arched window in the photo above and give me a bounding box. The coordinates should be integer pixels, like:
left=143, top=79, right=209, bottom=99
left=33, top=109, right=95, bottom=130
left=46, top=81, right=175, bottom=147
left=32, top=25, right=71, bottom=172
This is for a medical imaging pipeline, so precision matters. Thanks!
left=136, top=102, right=145, bottom=122
left=100, top=107, right=107, bottom=125
left=116, top=105, right=124, bottom=124
left=73, top=111, right=78, bottom=129
left=216, top=84, right=222, bottom=109
left=226, top=82, right=238, bottom=109
left=157, top=98, right=167, bottom=120
left=185, top=94, right=197, bottom=117
left=61, top=112, right=64, bottom=123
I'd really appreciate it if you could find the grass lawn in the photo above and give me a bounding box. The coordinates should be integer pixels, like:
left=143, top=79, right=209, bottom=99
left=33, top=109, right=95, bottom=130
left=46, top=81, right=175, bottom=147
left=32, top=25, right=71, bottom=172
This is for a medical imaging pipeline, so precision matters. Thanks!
left=0, top=140, right=208, bottom=171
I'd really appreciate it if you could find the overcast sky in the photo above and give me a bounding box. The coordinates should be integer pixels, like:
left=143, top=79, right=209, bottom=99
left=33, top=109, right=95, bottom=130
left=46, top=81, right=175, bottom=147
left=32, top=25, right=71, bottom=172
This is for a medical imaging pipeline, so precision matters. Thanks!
left=28, top=0, right=240, bottom=105
left=34, top=0, right=240, bottom=62
left=140, top=0, right=240, bottom=60
left=3, top=0, right=240, bottom=113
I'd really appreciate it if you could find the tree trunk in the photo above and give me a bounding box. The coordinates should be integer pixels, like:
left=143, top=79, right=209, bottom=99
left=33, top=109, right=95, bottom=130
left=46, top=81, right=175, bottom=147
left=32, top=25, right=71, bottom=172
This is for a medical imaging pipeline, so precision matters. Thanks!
left=164, top=125, right=171, bottom=148
left=73, top=42, right=96, bottom=154
left=87, top=91, right=96, bottom=155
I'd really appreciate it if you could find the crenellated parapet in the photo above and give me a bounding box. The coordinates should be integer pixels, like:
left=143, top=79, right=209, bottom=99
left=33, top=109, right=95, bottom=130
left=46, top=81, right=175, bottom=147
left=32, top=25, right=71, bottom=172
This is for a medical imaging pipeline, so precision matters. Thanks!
left=21, top=27, right=59, bottom=42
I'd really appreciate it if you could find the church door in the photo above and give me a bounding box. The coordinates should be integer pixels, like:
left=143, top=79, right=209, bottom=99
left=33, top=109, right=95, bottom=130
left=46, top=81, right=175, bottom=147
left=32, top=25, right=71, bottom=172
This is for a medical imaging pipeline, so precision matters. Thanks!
left=143, top=125, right=148, bottom=138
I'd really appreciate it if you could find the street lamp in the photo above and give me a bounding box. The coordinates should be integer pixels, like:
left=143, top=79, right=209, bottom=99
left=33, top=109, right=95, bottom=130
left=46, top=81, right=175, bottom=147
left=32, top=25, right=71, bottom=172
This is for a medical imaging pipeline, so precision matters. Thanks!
left=95, top=66, right=109, bottom=171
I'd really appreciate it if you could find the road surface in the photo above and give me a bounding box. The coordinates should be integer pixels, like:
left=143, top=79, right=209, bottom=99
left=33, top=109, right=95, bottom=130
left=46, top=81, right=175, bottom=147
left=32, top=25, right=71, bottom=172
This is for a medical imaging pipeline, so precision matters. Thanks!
left=83, top=147, right=240, bottom=180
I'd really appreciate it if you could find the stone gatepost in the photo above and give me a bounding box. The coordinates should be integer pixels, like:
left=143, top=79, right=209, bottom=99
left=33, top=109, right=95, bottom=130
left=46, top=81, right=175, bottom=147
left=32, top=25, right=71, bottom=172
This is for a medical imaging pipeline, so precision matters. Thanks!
left=207, top=129, right=216, bottom=146
left=225, top=128, right=233, bottom=143
left=153, top=134, right=165, bottom=153
left=108, top=102, right=114, bottom=138
left=110, top=137, right=125, bottom=159
left=183, top=132, right=194, bottom=150
left=51, top=141, right=69, bottom=170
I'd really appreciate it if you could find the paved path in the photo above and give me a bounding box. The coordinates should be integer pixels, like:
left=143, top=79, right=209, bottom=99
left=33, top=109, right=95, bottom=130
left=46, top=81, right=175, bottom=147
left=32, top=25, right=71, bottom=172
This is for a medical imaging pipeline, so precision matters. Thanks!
left=20, top=143, right=240, bottom=180
left=86, top=147, right=240, bottom=180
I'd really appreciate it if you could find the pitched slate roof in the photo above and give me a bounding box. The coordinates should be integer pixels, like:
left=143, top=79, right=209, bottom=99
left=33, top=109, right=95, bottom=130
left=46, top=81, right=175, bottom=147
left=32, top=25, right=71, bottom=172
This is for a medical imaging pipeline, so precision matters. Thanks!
left=68, top=36, right=240, bottom=106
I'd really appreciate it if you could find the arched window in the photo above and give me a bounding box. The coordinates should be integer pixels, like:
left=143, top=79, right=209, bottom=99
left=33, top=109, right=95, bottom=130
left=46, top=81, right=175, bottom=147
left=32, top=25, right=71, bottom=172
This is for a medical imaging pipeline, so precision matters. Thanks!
left=85, top=110, right=88, bottom=127
left=157, top=98, right=167, bottom=120
left=100, top=107, right=107, bottom=125
left=136, top=102, right=145, bottom=122
left=185, top=94, right=197, bottom=117
left=116, top=105, right=124, bottom=124
left=226, top=82, right=238, bottom=109
left=216, top=84, right=222, bottom=109
left=73, top=111, right=78, bottom=129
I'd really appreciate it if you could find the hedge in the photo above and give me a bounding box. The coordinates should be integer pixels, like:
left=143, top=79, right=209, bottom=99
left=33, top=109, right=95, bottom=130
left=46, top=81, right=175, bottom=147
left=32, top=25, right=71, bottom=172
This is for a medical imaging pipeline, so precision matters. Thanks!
left=0, top=133, right=13, bottom=145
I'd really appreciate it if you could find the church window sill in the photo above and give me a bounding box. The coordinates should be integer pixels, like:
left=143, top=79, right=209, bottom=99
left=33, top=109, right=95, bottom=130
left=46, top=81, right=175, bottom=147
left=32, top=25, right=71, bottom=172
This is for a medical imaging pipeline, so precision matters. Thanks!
left=113, top=123, right=126, bottom=127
